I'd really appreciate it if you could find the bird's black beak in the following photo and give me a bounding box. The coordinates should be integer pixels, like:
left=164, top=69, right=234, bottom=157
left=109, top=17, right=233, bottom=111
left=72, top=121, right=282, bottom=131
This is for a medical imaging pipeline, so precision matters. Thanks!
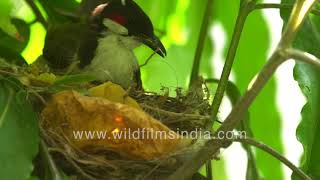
left=142, top=36, right=167, bottom=58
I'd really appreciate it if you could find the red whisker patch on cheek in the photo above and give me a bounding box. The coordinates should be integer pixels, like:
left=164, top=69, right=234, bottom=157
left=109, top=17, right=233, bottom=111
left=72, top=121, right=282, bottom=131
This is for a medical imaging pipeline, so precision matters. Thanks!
left=107, top=13, right=128, bottom=25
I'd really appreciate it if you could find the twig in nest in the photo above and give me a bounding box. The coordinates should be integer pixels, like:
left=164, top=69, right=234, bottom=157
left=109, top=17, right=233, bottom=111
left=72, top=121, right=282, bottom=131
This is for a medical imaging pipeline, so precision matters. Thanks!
left=140, top=163, right=162, bottom=180
left=29, top=90, right=47, bottom=105
left=140, top=52, right=156, bottom=68
left=0, top=69, right=20, bottom=77
left=48, top=148, right=97, bottom=180
left=141, top=104, right=210, bottom=121
left=40, top=140, right=63, bottom=180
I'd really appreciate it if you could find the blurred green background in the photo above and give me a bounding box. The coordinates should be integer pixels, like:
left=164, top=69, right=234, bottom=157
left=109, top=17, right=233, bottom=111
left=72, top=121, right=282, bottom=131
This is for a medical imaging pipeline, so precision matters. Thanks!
left=0, top=0, right=306, bottom=179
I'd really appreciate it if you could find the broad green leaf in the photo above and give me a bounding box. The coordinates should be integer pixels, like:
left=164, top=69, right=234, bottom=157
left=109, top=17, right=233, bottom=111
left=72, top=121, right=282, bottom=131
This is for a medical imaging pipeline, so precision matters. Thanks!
left=0, top=80, right=40, bottom=180
left=0, top=28, right=26, bottom=62
left=37, top=0, right=79, bottom=24
left=0, top=18, right=30, bottom=64
left=281, top=1, right=320, bottom=178
left=54, top=74, right=97, bottom=85
left=214, top=0, right=284, bottom=179
left=43, top=0, right=79, bottom=15
left=28, top=176, right=39, bottom=180
left=0, top=0, right=15, bottom=35
left=11, top=18, right=31, bottom=44
left=10, top=0, right=45, bottom=64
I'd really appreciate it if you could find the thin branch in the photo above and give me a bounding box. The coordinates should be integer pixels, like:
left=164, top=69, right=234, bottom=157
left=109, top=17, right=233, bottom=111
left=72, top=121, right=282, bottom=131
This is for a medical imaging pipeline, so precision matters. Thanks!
left=168, top=1, right=318, bottom=179
left=40, top=140, right=63, bottom=180
left=209, top=1, right=253, bottom=128
left=217, top=0, right=319, bottom=132
left=234, top=137, right=312, bottom=180
left=279, top=0, right=318, bottom=48
left=167, top=3, right=254, bottom=180
left=216, top=51, right=286, bottom=133
left=254, top=3, right=320, bottom=17
left=141, top=104, right=210, bottom=121
left=25, top=0, right=48, bottom=28
left=189, top=0, right=214, bottom=87
left=206, top=162, right=213, bottom=180
left=286, top=49, right=320, bottom=69
left=29, top=90, right=47, bottom=105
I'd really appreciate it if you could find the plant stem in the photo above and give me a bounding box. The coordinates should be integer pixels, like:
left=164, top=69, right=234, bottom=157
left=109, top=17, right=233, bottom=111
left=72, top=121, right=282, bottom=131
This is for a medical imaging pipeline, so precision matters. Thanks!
left=280, top=0, right=318, bottom=48
left=189, top=0, right=214, bottom=87
left=286, top=49, right=320, bottom=69
left=209, top=1, right=253, bottom=127
left=168, top=1, right=318, bottom=179
left=217, top=51, right=286, bottom=132
left=25, top=0, right=48, bottom=28
left=234, top=137, right=312, bottom=180
left=40, top=140, right=63, bottom=180
left=206, top=162, right=213, bottom=180
left=188, top=0, right=215, bottom=176
left=254, top=3, right=320, bottom=16
left=215, top=0, right=318, bottom=157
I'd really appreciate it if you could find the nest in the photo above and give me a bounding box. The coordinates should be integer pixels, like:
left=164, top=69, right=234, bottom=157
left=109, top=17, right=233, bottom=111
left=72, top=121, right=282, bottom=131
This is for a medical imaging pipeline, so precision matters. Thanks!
left=39, top=83, right=212, bottom=180
left=0, top=58, right=213, bottom=179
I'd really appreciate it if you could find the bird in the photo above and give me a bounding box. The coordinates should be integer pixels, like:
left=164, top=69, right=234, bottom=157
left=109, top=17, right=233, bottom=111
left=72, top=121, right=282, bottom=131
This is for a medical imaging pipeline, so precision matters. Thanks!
left=43, top=0, right=166, bottom=89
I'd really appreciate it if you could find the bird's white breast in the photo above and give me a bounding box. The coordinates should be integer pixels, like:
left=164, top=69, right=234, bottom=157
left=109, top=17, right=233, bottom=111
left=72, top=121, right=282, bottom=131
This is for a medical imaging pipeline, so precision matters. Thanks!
left=84, top=31, right=140, bottom=88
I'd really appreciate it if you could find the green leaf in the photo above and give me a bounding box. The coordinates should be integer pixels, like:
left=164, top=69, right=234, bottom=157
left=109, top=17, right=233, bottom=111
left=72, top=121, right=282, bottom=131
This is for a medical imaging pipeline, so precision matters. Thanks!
left=0, top=17, right=31, bottom=65
left=28, top=176, right=39, bottom=180
left=0, top=80, right=40, bottom=180
left=11, top=18, right=31, bottom=45
left=0, top=2, right=29, bottom=64
left=214, top=0, right=284, bottom=179
left=37, top=0, right=80, bottom=24
left=280, top=1, right=320, bottom=178
left=0, top=28, right=26, bottom=61
left=54, top=74, right=97, bottom=85
left=0, top=0, right=15, bottom=34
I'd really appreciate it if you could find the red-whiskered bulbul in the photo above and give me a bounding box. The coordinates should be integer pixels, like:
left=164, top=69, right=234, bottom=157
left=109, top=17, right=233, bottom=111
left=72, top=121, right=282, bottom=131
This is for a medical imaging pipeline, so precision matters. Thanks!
left=43, top=0, right=166, bottom=89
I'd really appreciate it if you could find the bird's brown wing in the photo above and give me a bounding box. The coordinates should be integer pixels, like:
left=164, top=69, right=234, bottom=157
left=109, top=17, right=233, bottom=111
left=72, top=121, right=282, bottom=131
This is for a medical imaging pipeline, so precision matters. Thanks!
left=43, top=23, right=85, bottom=69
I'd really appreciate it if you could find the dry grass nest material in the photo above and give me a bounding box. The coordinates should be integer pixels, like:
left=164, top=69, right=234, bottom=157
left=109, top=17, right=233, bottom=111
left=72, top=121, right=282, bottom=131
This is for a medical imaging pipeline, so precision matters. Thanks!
left=0, top=60, right=213, bottom=179
left=39, top=84, right=212, bottom=180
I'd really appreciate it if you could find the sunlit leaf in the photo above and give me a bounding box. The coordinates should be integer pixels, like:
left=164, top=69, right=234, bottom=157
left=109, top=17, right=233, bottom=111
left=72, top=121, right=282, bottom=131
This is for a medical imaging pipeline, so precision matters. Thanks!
left=21, top=22, right=46, bottom=63
left=0, top=0, right=16, bottom=35
left=281, top=1, right=320, bottom=178
left=54, top=74, right=96, bottom=85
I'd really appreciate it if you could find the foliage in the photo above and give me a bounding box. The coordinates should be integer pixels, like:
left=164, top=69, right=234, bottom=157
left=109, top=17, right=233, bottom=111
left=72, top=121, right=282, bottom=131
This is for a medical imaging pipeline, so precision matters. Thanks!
left=0, top=0, right=320, bottom=180
left=281, top=1, right=320, bottom=179
left=0, top=79, right=39, bottom=180
left=213, top=1, right=283, bottom=179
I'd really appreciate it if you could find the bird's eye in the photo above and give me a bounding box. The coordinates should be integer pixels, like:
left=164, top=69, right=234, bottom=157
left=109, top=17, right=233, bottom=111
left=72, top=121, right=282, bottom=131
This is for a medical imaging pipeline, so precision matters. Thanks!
left=106, top=13, right=128, bottom=26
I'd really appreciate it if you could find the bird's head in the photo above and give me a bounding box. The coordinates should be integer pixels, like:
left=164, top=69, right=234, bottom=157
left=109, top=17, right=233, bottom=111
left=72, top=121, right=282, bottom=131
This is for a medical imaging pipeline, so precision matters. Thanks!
left=90, top=0, right=166, bottom=57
